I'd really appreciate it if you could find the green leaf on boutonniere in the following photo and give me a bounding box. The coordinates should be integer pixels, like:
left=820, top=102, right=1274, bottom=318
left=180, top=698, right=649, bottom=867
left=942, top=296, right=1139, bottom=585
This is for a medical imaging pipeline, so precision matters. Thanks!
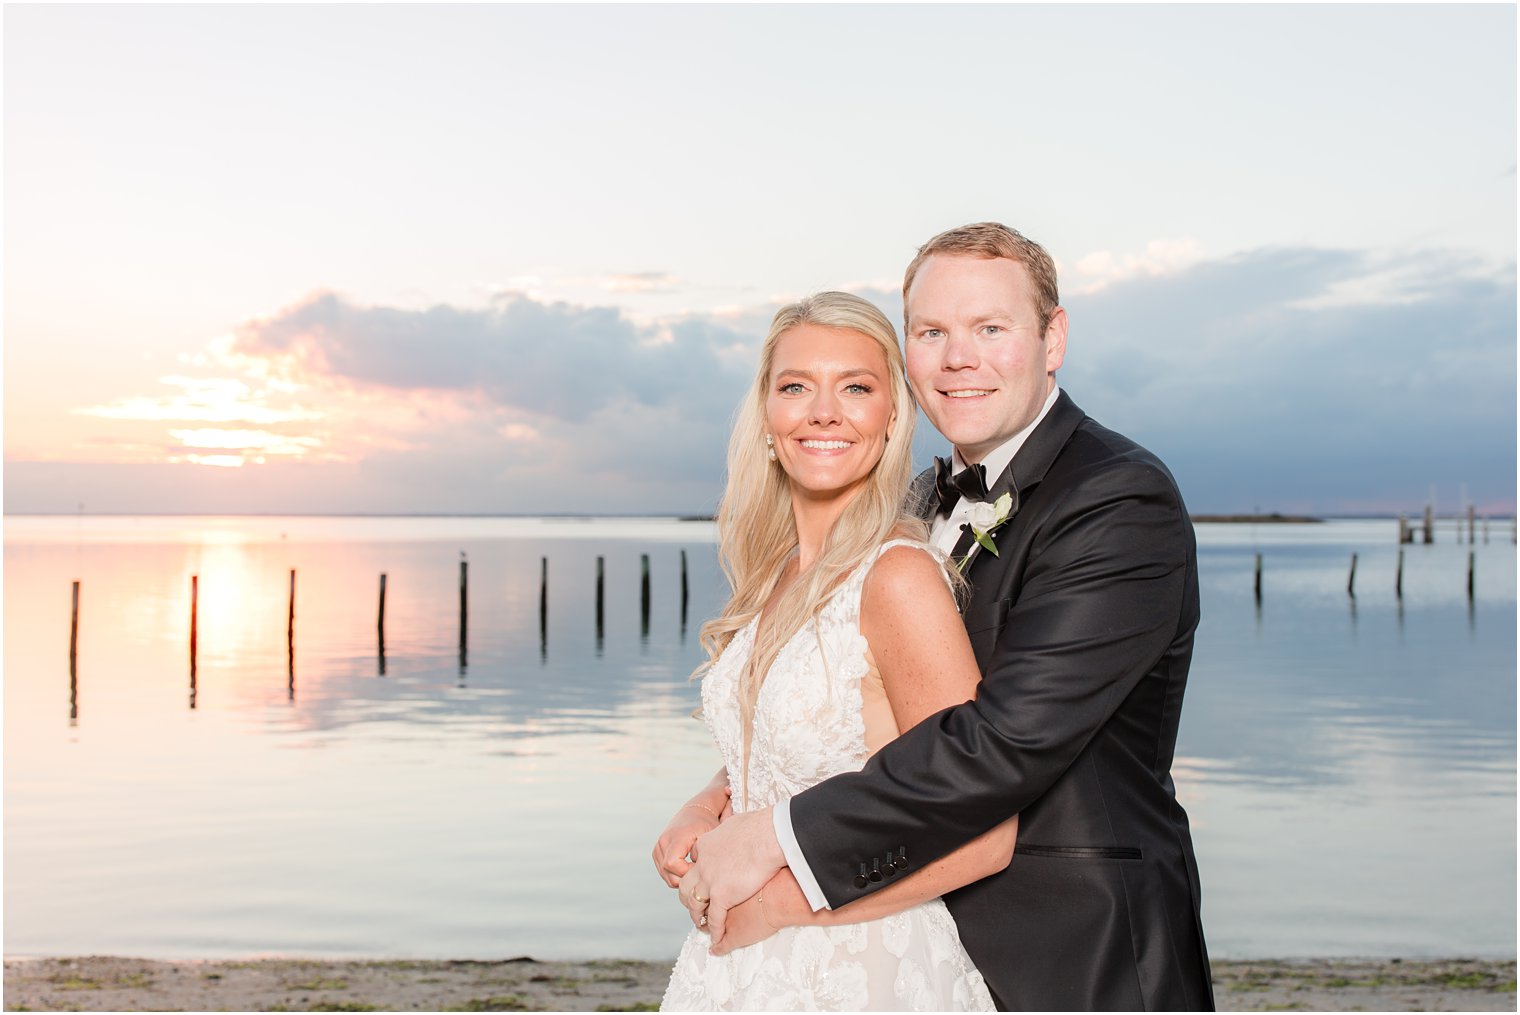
left=974, top=529, right=1000, bottom=556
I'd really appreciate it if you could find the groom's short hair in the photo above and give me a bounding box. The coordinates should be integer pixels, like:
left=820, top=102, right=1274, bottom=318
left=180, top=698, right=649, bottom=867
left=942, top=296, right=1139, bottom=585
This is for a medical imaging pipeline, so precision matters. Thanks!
left=903, top=222, right=1061, bottom=331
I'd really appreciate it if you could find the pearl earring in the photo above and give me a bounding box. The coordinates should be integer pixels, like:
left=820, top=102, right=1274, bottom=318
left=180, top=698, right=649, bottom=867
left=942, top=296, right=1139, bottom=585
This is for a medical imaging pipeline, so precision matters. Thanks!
left=765, top=434, right=776, bottom=462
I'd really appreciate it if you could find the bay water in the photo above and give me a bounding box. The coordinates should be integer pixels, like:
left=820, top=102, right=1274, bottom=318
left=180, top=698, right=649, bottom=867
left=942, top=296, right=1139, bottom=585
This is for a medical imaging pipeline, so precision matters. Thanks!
left=3, top=516, right=1514, bottom=960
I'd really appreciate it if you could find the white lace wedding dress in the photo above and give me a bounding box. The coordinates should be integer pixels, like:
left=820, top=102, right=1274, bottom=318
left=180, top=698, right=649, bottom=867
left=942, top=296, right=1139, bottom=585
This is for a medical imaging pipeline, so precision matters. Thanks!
left=661, top=540, right=994, bottom=1012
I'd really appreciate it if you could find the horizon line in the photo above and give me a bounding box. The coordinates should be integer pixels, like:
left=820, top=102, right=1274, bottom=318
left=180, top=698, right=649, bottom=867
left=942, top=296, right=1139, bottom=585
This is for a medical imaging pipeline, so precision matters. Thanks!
left=6, top=510, right=1515, bottom=522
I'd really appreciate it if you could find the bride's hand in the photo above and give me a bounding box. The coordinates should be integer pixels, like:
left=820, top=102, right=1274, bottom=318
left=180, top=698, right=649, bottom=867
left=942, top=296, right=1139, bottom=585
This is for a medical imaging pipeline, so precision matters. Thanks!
left=708, top=890, right=782, bottom=956
left=708, top=869, right=805, bottom=956
left=652, top=801, right=722, bottom=888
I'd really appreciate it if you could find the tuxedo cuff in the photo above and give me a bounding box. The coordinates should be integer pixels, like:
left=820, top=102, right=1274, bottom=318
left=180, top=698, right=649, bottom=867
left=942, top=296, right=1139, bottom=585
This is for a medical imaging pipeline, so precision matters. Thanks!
left=772, top=798, right=830, bottom=911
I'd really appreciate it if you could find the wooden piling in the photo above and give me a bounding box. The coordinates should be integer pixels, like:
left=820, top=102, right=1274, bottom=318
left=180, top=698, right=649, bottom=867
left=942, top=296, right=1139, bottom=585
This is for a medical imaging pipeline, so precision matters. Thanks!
left=1467, top=505, right=1477, bottom=545
left=680, top=549, right=690, bottom=634
left=191, top=574, right=199, bottom=661
left=69, top=580, right=80, bottom=671
left=595, top=556, right=606, bottom=644
left=459, top=556, right=468, bottom=670
left=1397, top=514, right=1410, bottom=544
left=377, top=573, right=387, bottom=676
left=286, top=568, right=296, bottom=699
left=539, top=556, right=549, bottom=659
left=1346, top=553, right=1357, bottom=597
left=1422, top=504, right=1434, bottom=544
left=190, top=574, right=199, bottom=708
left=1467, top=551, right=1475, bottom=601
left=1253, top=553, right=1262, bottom=602
left=69, top=581, right=80, bottom=722
left=1395, top=548, right=1404, bottom=599
left=641, top=553, right=651, bottom=637
left=287, top=568, right=296, bottom=660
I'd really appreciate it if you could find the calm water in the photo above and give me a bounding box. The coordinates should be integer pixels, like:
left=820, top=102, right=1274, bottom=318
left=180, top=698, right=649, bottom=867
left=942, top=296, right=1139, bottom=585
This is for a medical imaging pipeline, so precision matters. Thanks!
left=4, top=515, right=1515, bottom=960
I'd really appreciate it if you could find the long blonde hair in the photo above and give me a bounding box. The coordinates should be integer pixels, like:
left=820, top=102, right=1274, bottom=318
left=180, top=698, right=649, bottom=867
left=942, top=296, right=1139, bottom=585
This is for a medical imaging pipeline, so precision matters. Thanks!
left=698, top=291, right=926, bottom=802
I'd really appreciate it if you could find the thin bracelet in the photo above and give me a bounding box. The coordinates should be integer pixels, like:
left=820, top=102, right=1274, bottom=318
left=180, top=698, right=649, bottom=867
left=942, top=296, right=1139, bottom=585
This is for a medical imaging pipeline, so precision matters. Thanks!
left=756, top=892, right=777, bottom=931
left=683, top=802, right=721, bottom=819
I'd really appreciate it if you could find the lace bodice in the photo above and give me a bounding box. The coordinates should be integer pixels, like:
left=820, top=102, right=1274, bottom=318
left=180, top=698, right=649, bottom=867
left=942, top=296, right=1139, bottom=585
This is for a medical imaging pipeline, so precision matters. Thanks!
left=700, top=542, right=914, bottom=812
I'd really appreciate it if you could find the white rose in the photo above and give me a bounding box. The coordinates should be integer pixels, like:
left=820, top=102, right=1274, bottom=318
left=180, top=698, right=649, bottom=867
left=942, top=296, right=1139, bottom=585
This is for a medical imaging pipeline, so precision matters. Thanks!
left=967, top=500, right=1000, bottom=531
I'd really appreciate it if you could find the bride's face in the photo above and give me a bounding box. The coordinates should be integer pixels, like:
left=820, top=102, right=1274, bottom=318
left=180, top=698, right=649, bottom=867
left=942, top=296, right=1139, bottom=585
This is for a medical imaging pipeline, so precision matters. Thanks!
left=765, top=323, right=896, bottom=502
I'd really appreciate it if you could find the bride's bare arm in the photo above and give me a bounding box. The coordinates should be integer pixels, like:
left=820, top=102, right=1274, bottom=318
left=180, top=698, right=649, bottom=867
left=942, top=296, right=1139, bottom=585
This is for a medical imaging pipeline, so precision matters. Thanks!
left=712, top=546, right=1015, bottom=951
left=652, top=766, right=732, bottom=888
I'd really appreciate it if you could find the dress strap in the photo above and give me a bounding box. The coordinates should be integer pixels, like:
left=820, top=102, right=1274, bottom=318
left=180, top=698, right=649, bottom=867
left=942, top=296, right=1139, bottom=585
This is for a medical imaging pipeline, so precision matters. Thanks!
left=873, top=536, right=941, bottom=561
left=863, top=537, right=955, bottom=593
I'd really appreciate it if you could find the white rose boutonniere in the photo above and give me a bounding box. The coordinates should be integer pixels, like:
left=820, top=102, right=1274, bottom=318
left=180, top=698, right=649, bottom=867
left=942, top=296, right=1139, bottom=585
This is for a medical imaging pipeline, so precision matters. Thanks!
left=960, top=491, right=1015, bottom=570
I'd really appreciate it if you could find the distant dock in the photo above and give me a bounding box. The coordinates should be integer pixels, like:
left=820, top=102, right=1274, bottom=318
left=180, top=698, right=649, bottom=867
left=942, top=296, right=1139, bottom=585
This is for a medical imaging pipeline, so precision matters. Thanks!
left=1191, top=513, right=1321, bottom=524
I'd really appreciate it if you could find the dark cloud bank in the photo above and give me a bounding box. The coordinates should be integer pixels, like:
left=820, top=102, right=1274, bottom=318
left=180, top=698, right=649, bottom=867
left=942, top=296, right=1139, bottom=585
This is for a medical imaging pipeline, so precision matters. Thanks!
left=8, top=246, right=1515, bottom=516
left=1060, top=248, right=1516, bottom=515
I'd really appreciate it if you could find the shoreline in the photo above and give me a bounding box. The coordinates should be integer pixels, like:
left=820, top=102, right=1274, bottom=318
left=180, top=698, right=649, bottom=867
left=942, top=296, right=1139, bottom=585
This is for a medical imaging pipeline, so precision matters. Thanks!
left=4, top=956, right=1515, bottom=1011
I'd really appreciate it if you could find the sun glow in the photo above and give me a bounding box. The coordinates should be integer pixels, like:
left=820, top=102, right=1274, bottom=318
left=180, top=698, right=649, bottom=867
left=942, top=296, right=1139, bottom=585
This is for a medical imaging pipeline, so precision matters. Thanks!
left=77, top=375, right=322, bottom=425
left=68, top=365, right=333, bottom=467
left=169, top=428, right=322, bottom=453
left=164, top=425, right=324, bottom=468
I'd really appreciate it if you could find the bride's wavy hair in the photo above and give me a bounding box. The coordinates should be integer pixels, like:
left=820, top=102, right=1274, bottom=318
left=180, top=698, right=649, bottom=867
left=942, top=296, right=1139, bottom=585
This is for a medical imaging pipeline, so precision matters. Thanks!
left=697, top=291, right=927, bottom=803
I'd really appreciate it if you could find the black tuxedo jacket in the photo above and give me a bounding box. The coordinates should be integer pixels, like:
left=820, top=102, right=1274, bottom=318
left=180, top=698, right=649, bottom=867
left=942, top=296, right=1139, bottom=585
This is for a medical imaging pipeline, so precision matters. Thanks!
left=789, top=392, right=1214, bottom=1011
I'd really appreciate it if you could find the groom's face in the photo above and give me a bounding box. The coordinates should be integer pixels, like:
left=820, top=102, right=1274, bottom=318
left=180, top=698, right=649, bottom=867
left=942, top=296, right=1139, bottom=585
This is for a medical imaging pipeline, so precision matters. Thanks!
left=904, top=254, right=1067, bottom=464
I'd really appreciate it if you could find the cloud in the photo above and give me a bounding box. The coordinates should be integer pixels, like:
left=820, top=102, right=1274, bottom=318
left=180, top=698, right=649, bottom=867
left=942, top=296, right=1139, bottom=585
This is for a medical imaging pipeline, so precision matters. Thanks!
left=104, top=290, right=768, bottom=503
left=231, top=291, right=755, bottom=423
left=1060, top=246, right=1516, bottom=512
left=601, top=271, right=681, bottom=294
left=1067, top=238, right=1207, bottom=295
left=478, top=271, right=685, bottom=305
left=11, top=247, right=1515, bottom=516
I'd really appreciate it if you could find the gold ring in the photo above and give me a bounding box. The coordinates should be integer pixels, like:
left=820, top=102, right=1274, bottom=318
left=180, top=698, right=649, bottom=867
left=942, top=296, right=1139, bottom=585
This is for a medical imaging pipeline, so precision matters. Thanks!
left=693, top=894, right=709, bottom=905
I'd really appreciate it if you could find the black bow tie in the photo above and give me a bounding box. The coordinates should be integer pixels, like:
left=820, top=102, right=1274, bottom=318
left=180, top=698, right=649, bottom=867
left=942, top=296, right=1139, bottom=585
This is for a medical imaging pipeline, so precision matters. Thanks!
left=933, top=456, right=989, bottom=517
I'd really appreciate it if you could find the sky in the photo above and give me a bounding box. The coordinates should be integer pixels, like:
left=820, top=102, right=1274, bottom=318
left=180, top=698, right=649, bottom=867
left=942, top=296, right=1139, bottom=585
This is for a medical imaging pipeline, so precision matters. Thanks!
left=4, top=4, right=1516, bottom=516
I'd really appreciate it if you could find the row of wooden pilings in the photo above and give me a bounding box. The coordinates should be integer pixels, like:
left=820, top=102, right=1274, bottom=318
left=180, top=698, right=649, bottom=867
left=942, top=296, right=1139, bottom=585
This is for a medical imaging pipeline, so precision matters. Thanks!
left=1252, top=548, right=1480, bottom=603
left=1398, top=507, right=1515, bottom=545
left=66, top=550, right=695, bottom=712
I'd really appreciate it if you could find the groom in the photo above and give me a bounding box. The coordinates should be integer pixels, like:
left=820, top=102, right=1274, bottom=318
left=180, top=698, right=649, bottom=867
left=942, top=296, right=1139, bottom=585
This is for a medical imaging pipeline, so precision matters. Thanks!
left=683, top=222, right=1214, bottom=1011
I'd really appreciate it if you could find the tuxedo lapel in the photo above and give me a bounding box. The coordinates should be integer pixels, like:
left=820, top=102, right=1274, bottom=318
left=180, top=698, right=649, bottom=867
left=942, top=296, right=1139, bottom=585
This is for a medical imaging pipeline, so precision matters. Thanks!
left=920, top=391, right=1088, bottom=574
left=956, top=391, right=1087, bottom=577
left=1003, top=390, right=1085, bottom=502
left=949, top=522, right=979, bottom=562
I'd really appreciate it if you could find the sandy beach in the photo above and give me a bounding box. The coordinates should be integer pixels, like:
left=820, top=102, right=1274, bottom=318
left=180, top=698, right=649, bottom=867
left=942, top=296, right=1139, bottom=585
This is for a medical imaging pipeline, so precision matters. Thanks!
left=3, top=956, right=1514, bottom=1011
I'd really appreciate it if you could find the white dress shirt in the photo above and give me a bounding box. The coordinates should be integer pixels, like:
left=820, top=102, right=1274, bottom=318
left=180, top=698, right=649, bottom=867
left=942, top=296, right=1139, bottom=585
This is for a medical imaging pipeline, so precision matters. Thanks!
left=774, top=386, right=1064, bottom=910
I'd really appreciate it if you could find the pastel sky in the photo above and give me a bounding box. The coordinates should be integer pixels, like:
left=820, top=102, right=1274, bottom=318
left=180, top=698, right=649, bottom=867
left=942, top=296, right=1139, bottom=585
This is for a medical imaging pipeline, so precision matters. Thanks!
left=5, top=4, right=1515, bottom=516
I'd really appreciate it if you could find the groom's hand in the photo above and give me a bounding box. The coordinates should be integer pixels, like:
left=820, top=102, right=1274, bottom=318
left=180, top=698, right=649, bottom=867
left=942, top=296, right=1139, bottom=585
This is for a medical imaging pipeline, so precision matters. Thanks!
left=679, top=806, right=785, bottom=945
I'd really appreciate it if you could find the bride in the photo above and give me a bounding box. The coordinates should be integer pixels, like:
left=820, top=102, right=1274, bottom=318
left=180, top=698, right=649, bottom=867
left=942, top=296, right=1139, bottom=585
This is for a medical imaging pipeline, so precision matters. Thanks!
left=654, top=292, right=1015, bottom=1011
